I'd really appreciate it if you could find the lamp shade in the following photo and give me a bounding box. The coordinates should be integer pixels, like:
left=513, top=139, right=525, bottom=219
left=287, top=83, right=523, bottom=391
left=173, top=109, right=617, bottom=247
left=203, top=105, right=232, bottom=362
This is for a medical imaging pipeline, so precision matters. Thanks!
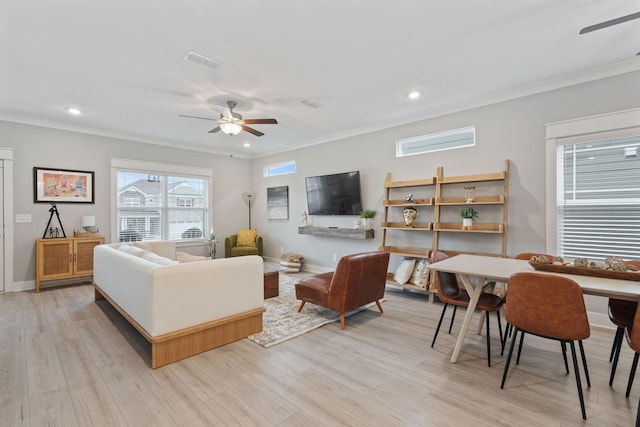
left=82, top=216, right=95, bottom=227
left=220, top=122, right=243, bottom=135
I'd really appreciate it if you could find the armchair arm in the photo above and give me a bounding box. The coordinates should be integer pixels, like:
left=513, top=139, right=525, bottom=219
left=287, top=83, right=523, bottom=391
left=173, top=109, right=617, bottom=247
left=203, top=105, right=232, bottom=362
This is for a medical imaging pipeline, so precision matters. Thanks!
left=225, top=235, right=238, bottom=258
left=256, top=236, right=263, bottom=257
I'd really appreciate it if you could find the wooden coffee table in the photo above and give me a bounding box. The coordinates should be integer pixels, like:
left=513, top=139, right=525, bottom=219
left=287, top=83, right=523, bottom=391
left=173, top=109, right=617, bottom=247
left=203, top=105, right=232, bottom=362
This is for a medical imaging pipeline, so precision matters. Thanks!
left=263, top=264, right=279, bottom=299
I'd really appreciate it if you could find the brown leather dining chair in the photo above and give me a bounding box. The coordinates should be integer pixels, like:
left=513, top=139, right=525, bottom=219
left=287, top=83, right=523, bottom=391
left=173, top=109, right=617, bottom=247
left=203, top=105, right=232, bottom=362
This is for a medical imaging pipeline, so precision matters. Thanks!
left=294, top=251, right=390, bottom=330
left=607, top=260, right=640, bottom=388
left=501, top=272, right=591, bottom=420
left=623, top=299, right=640, bottom=426
left=430, top=251, right=504, bottom=367
left=502, top=252, right=556, bottom=356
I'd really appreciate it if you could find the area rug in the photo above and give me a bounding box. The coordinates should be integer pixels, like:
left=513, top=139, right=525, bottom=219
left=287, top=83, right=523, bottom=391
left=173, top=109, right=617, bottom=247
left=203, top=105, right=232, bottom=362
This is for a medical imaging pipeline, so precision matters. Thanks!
left=247, top=275, right=380, bottom=348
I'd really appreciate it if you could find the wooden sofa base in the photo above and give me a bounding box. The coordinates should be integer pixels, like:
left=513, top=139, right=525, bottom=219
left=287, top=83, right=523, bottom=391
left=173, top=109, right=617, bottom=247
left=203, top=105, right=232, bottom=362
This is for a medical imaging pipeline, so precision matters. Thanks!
left=94, top=283, right=265, bottom=368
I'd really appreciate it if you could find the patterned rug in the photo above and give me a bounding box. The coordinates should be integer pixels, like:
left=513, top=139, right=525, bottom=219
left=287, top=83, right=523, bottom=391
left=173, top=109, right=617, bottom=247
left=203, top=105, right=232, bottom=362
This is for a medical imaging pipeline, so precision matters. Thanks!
left=247, top=275, right=379, bottom=348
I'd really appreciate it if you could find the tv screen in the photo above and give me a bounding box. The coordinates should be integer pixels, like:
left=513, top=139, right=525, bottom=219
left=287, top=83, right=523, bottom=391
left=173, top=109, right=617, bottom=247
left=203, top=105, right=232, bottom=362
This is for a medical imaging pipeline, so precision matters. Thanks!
left=305, top=171, right=363, bottom=215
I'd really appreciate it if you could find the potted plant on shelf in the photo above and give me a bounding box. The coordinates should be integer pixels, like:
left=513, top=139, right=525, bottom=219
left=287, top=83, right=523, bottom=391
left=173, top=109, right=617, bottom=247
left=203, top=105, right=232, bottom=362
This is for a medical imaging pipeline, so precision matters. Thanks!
left=360, top=209, right=376, bottom=230
left=459, top=207, right=479, bottom=229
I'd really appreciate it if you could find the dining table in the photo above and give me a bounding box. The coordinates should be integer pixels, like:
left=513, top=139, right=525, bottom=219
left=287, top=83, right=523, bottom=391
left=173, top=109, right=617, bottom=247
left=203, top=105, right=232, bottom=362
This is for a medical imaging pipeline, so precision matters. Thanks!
left=426, top=254, right=640, bottom=363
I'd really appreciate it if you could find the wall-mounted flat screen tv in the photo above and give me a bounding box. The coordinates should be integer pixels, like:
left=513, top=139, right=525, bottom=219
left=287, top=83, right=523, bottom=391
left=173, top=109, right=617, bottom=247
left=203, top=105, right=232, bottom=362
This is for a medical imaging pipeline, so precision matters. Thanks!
left=305, top=171, right=363, bottom=215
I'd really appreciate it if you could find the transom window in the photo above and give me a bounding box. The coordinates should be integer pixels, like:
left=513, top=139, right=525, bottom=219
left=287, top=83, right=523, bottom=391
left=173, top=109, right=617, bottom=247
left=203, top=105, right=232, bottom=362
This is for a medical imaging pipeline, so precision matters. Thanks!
left=396, top=126, right=475, bottom=157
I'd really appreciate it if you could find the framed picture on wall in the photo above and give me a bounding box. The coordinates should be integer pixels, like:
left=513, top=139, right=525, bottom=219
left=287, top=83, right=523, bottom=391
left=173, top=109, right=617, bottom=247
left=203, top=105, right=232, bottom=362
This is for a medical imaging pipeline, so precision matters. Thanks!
left=33, top=167, right=95, bottom=203
left=267, top=186, right=289, bottom=220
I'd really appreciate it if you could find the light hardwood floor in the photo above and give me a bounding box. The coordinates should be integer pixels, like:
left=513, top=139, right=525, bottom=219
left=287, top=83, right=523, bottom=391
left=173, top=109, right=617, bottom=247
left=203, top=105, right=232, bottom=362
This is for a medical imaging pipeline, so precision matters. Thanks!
left=1, top=280, right=638, bottom=426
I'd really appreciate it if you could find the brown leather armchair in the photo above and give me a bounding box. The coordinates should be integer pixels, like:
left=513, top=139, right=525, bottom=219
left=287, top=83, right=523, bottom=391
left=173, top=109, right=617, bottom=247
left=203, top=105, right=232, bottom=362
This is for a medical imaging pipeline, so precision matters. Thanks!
left=295, top=251, right=390, bottom=329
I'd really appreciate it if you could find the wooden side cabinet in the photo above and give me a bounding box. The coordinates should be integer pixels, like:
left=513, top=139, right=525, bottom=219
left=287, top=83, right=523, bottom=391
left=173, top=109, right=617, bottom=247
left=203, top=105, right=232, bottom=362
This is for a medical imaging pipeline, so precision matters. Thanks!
left=36, top=236, right=105, bottom=292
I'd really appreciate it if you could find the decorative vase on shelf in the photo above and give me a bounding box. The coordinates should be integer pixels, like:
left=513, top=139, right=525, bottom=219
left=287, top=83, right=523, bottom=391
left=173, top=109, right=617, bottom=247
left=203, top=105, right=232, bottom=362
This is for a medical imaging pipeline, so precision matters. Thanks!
left=361, top=218, right=372, bottom=230
left=462, top=218, right=473, bottom=229
left=464, top=186, right=476, bottom=203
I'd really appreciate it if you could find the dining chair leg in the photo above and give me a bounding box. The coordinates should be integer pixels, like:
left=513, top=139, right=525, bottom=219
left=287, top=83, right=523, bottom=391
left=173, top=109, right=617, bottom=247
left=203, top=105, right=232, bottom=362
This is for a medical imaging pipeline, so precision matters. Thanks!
left=561, top=341, right=570, bottom=375
left=610, top=327, right=625, bottom=385
left=431, top=303, right=448, bottom=348
left=516, top=331, right=525, bottom=365
left=496, top=311, right=504, bottom=353
left=626, top=352, right=639, bottom=398
left=501, top=328, right=520, bottom=389
left=448, top=305, right=457, bottom=334
left=579, top=340, right=591, bottom=388
left=502, top=323, right=511, bottom=355
left=568, top=340, right=587, bottom=420
left=485, top=311, right=491, bottom=367
left=297, top=301, right=306, bottom=312
left=610, top=326, right=624, bottom=362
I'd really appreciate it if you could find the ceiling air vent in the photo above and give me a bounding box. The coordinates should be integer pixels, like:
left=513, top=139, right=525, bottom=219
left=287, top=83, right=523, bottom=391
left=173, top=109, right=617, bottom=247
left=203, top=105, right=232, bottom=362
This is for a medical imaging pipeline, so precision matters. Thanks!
left=184, top=51, right=221, bottom=71
left=301, top=99, right=321, bottom=109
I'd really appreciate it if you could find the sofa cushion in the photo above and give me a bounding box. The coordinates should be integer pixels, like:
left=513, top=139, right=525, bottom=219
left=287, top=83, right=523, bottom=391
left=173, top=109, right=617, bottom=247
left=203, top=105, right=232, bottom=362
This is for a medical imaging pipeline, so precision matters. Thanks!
left=237, top=229, right=257, bottom=247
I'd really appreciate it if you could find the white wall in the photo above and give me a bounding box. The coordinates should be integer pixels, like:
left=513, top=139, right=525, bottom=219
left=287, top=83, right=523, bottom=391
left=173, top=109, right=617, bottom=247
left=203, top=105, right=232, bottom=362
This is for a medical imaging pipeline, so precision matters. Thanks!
left=1, top=69, right=639, bottom=322
left=0, top=121, right=251, bottom=290
left=250, top=69, right=640, bottom=324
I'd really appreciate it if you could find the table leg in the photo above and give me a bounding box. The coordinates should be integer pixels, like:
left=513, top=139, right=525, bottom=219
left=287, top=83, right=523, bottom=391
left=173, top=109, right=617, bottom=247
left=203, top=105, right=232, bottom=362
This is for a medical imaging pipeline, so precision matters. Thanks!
left=450, top=274, right=488, bottom=363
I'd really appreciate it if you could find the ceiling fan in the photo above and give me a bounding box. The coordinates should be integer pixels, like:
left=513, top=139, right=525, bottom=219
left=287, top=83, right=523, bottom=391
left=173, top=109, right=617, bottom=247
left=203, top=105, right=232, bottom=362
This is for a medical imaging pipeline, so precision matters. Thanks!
left=579, top=11, right=640, bottom=34
left=179, top=100, right=278, bottom=137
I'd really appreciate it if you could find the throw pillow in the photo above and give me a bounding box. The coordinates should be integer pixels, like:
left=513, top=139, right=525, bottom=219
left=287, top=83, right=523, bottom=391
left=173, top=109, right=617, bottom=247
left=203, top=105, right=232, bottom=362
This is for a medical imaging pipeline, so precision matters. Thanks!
left=237, top=229, right=257, bottom=247
left=393, top=258, right=416, bottom=285
left=410, top=259, right=430, bottom=289
left=117, top=244, right=147, bottom=257
left=140, top=251, right=178, bottom=265
left=176, top=251, right=209, bottom=263
left=133, top=242, right=153, bottom=252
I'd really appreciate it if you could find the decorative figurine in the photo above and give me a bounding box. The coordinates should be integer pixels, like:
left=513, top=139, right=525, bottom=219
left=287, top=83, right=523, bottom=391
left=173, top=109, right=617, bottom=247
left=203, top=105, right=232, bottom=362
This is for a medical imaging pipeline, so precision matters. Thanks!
left=404, top=194, right=414, bottom=203
left=301, top=211, right=311, bottom=227
left=403, top=206, right=418, bottom=227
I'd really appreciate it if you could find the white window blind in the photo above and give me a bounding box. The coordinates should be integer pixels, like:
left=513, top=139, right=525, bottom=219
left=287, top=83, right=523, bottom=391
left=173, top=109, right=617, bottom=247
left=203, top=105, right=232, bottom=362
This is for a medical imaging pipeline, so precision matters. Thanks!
left=557, top=133, right=640, bottom=260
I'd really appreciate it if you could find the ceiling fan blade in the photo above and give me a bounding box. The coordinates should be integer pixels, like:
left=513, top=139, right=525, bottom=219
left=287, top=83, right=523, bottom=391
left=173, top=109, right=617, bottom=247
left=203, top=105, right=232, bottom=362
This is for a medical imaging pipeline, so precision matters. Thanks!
left=242, top=118, right=278, bottom=125
left=579, top=11, right=640, bottom=34
left=178, top=114, right=217, bottom=121
left=208, top=126, right=222, bottom=134
left=241, top=125, right=264, bottom=137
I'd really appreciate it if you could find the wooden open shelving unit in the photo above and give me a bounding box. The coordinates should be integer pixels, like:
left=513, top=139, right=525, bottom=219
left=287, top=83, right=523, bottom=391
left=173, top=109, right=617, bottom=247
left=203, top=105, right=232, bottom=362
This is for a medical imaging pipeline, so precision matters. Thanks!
left=379, top=160, right=509, bottom=300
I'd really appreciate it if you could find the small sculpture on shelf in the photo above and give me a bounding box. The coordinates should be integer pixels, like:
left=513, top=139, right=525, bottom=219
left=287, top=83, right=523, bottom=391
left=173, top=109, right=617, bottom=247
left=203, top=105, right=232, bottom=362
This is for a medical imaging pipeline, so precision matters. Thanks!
left=403, top=206, right=418, bottom=227
left=301, top=211, right=311, bottom=227
left=404, top=194, right=414, bottom=203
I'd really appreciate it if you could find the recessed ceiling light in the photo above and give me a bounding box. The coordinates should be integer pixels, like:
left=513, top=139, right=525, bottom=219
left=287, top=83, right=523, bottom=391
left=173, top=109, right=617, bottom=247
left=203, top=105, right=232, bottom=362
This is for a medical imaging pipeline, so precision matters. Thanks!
left=408, top=91, right=421, bottom=100
left=243, top=143, right=251, bottom=147
left=67, top=107, right=82, bottom=115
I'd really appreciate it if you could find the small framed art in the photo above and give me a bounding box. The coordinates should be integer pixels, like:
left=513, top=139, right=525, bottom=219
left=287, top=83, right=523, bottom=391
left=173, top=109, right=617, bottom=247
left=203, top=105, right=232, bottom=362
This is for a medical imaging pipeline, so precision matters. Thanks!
left=267, top=186, right=289, bottom=220
left=33, top=167, right=95, bottom=203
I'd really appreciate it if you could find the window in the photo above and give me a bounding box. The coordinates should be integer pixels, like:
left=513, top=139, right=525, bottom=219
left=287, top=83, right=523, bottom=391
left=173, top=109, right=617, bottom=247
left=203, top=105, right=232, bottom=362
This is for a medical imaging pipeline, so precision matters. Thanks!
left=264, top=160, right=296, bottom=177
left=112, top=159, right=212, bottom=242
left=546, top=108, right=640, bottom=261
left=557, top=135, right=640, bottom=260
left=396, top=126, right=475, bottom=157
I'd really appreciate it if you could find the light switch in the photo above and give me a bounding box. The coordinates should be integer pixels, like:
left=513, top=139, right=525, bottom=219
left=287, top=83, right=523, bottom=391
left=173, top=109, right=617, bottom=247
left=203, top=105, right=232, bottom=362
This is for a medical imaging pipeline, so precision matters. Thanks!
left=15, top=213, right=32, bottom=223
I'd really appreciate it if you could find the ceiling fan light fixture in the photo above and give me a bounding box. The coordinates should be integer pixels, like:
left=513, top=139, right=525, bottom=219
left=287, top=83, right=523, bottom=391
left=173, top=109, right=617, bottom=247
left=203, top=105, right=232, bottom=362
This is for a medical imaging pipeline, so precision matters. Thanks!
left=220, top=122, right=243, bottom=135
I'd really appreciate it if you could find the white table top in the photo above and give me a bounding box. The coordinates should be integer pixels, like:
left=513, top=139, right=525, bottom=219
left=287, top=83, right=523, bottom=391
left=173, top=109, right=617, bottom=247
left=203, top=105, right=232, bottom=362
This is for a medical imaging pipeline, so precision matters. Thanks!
left=427, top=254, right=640, bottom=301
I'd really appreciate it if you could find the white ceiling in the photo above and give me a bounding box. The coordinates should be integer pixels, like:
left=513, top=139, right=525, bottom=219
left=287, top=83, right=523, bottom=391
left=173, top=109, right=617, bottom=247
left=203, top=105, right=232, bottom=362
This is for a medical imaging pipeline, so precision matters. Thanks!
left=2, top=1, right=640, bottom=159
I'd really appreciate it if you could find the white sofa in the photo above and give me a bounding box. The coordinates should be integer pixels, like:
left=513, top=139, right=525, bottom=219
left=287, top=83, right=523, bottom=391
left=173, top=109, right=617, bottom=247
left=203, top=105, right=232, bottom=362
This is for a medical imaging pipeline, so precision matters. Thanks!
left=93, top=241, right=264, bottom=368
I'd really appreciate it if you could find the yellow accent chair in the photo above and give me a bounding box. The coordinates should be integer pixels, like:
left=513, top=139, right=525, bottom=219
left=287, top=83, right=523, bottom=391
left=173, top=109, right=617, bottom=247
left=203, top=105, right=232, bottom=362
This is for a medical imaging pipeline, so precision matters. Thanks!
left=225, top=229, right=263, bottom=258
